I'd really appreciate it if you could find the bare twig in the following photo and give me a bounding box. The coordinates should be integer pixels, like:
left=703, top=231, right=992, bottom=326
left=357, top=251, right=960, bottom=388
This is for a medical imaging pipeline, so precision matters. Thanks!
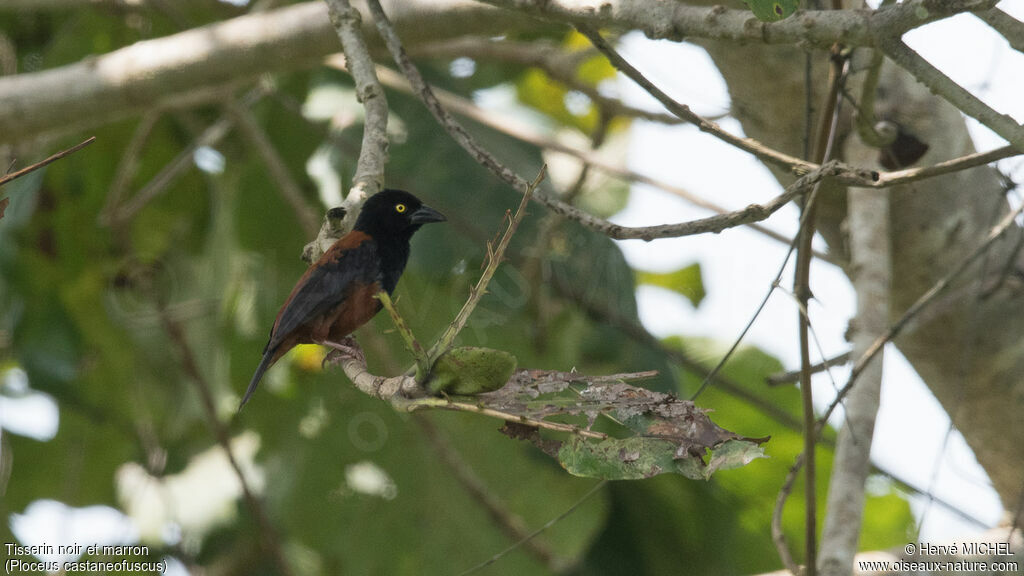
left=772, top=451, right=806, bottom=576
left=375, top=291, right=430, bottom=377
left=401, top=396, right=608, bottom=439
left=415, top=416, right=570, bottom=572
left=103, top=86, right=270, bottom=226
left=227, top=99, right=320, bottom=236
left=576, top=25, right=822, bottom=177
left=877, top=38, right=1024, bottom=151
left=458, top=480, right=607, bottom=576
left=411, top=37, right=684, bottom=126
left=328, top=56, right=834, bottom=259
left=552, top=274, right=804, bottom=434
left=767, top=351, right=851, bottom=386
left=820, top=198, right=1024, bottom=427
left=0, top=136, right=95, bottom=189
left=428, top=166, right=545, bottom=362
left=791, top=45, right=849, bottom=576
left=874, top=145, right=1021, bottom=187
left=101, top=113, right=160, bottom=224
left=852, top=49, right=896, bottom=149
left=159, top=309, right=294, bottom=576
left=819, top=185, right=890, bottom=576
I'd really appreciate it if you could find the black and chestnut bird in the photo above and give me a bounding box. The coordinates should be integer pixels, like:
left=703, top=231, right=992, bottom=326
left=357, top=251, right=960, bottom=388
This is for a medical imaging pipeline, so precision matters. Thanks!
left=239, top=189, right=445, bottom=409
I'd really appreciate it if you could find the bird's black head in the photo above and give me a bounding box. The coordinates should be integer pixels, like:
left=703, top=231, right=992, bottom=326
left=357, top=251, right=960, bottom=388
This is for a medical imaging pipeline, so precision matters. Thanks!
left=353, top=189, right=446, bottom=238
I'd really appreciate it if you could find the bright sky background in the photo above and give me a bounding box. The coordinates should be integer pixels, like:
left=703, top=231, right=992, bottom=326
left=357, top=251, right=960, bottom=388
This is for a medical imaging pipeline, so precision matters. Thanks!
left=2, top=1, right=1023, bottom=571
left=612, top=2, right=1024, bottom=542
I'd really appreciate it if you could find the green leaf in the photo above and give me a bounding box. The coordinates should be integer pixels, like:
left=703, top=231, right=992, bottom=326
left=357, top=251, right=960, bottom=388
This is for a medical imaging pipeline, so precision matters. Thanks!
left=558, top=436, right=765, bottom=481
left=427, top=346, right=518, bottom=395
left=744, top=0, right=799, bottom=22
left=704, top=439, right=769, bottom=477
left=559, top=436, right=704, bottom=480
left=636, top=262, right=705, bottom=307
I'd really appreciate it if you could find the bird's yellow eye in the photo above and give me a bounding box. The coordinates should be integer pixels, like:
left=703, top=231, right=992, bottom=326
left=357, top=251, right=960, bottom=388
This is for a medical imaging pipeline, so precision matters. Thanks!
left=395, top=203, right=407, bottom=213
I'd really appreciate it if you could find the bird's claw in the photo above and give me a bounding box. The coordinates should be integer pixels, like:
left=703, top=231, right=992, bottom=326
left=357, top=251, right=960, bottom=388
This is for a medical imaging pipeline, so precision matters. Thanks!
left=321, top=336, right=366, bottom=365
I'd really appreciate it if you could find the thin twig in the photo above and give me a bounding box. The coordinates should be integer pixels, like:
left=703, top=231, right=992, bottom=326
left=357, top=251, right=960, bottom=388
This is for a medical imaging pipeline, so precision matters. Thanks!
left=375, top=291, right=430, bottom=378
left=853, top=51, right=896, bottom=149
left=398, top=396, right=608, bottom=440
left=820, top=198, right=1024, bottom=427
left=552, top=274, right=804, bottom=433
left=874, top=145, right=1021, bottom=187
left=767, top=351, right=851, bottom=386
left=427, top=166, right=545, bottom=362
left=365, top=0, right=876, bottom=242
left=773, top=453, right=806, bottom=576
left=328, top=56, right=835, bottom=259
left=415, top=416, right=570, bottom=571
left=110, top=115, right=232, bottom=224
left=458, top=480, right=607, bottom=576
left=106, top=86, right=267, bottom=225
left=227, top=99, right=320, bottom=236
left=411, top=37, right=685, bottom=126
left=0, top=136, right=96, bottom=189
left=101, top=113, right=160, bottom=224
left=576, top=25, right=820, bottom=177
left=877, top=37, right=1024, bottom=151
left=788, top=42, right=849, bottom=576
left=158, top=309, right=294, bottom=576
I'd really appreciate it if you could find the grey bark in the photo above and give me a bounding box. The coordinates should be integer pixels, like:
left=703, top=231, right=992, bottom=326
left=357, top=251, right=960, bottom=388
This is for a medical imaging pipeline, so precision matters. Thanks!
left=691, top=0, right=1024, bottom=530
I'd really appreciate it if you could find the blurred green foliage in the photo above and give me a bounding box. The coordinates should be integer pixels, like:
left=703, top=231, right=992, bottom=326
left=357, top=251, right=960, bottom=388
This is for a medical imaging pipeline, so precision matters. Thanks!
left=0, top=6, right=912, bottom=576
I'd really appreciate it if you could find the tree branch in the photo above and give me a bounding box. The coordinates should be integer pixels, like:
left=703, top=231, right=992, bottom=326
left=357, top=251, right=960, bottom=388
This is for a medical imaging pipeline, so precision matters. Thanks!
left=0, top=136, right=95, bottom=189
left=975, top=7, right=1024, bottom=54
left=427, top=166, right=543, bottom=361
left=876, top=37, right=1024, bottom=151
left=481, top=0, right=998, bottom=49
left=873, top=144, right=1020, bottom=187
left=366, top=0, right=881, bottom=242
left=414, top=416, right=570, bottom=572
left=331, top=56, right=834, bottom=258
left=227, top=99, right=320, bottom=236
left=576, top=24, right=820, bottom=177
left=324, top=0, right=388, bottom=203
left=0, top=0, right=526, bottom=145
left=158, top=309, right=294, bottom=576
left=411, top=37, right=683, bottom=126
left=818, top=186, right=890, bottom=575
left=820, top=197, right=1024, bottom=434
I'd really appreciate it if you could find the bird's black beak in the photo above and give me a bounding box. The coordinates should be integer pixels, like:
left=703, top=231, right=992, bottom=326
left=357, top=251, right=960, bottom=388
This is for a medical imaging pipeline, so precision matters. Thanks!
left=410, top=204, right=446, bottom=225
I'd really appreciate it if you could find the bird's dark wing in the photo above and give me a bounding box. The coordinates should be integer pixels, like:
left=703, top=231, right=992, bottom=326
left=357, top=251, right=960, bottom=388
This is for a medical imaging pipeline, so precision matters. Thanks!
left=267, top=231, right=380, bottom=351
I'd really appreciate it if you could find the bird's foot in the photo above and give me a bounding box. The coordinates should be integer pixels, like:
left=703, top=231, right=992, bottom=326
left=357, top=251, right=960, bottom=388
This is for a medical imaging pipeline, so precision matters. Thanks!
left=321, top=336, right=366, bottom=365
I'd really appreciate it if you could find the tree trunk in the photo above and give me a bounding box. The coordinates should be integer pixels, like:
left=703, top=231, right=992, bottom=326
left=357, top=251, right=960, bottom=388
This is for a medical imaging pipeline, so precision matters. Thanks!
left=694, top=16, right=1024, bottom=527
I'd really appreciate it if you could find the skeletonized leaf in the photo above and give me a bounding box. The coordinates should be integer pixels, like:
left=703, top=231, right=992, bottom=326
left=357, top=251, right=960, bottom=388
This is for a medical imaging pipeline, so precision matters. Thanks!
left=476, top=370, right=768, bottom=480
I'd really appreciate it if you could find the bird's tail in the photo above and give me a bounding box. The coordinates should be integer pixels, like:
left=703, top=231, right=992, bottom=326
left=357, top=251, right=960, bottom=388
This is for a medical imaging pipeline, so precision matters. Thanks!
left=239, top=350, right=274, bottom=411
